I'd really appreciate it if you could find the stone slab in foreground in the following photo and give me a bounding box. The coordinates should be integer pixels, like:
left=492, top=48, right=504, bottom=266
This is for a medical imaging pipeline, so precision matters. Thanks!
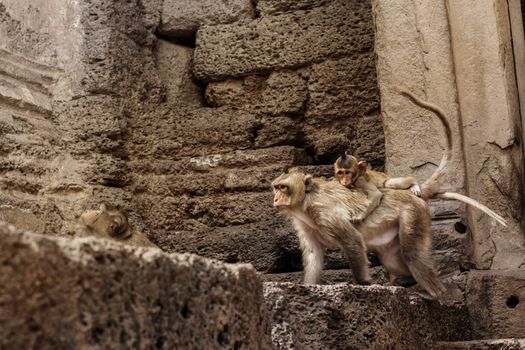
left=0, top=222, right=272, bottom=350
left=263, top=282, right=471, bottom=350
left=438, top=339, right=525, bottom=350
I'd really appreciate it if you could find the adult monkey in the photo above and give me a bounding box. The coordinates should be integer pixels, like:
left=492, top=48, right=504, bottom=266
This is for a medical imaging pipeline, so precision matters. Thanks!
left=272, top=168, right=444, bottom=297
left=272, top=87, right=476, bottom=298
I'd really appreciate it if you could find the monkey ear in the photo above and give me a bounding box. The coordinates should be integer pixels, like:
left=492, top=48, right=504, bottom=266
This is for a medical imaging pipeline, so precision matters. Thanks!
left=304, top=174, right=314, bottom=192
left=357, top=160, right=368, bottom=174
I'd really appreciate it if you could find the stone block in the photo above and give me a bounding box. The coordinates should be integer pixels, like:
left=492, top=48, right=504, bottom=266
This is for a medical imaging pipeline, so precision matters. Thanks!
left=129, top=106, right=261, bottom=158
left=371, top=0, right=466, bottom=189
left=466, top=270, right=525, bottom=339
left=205, top=70, right=308, bottom=115
left=447, top=0, right=525, bottom=269
left=438, top=339, right=525, bottom=350
left=194, top=0, right=374, bottom=82
left=255, top=0, right=332, bottom=16
left=305, top=56, right=379, bottom=123
left=0, top=223, right=272, bottom=349
left=264, top=282, right=470, bottom=349
left=255, top=115, right=302, bottom=148
left=152, top=221, right=300, bottom=273
left=159, top=0, right=255, bottom=40
left=128, top=146, right=311, bottom=178
left=431, top=219, right=471, bottom=274
left=156, top=39, right=203, bottom=106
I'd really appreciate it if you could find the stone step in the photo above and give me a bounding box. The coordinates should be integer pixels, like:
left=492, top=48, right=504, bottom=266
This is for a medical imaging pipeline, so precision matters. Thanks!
left=0, top=223, right=272, bottom=349
left=465, top=270, right=525, bottom=339
left=261, top=267, right=388, bottom=285
left=263, top=282, right=471, bottom=350
left=438, top=339, right=525, bottom=349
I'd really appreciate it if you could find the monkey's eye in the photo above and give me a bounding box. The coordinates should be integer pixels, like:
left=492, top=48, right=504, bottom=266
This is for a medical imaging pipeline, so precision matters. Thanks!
left=336, top=170, right=344, bottom=176
left=345, top=170, right=352, bottom=175
left=275, top=184, right=288, bottom=192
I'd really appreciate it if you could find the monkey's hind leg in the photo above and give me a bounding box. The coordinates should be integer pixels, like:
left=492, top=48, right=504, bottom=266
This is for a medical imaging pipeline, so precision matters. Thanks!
left=398, top=208, right=446, bottom=299
left=337, top=226, right=372, bottom=285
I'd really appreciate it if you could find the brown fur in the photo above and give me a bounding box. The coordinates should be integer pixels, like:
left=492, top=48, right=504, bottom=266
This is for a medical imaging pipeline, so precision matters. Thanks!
left=333, top=88, right=506, bottom=226
left=79, top=203, right=132, bottom=239
left=77, top=203, right=156, bottom=248
left=334, top=154, right=421, bottom=218
left=272, top=169, right=446, bottom=298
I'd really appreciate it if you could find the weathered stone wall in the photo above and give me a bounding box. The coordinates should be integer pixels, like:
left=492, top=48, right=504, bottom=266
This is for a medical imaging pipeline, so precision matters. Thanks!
left=0, top=0, right=477, bottom=282
left=125, top=0, right=385, bottom=276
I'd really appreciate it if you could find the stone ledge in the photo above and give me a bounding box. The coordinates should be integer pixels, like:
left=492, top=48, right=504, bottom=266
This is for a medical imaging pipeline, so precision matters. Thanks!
left=0, top=222, right=272, bottom=349
left=438, top=339, right=525, bottom=350
left=263, top=282, right=471, bottom=349
left=466, top=270, right=525, bottom=339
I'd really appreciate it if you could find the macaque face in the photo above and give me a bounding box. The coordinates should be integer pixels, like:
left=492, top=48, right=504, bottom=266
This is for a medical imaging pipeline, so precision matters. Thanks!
left=335, top=167, right=356, bottom=188
left=79, top=203, right=130, bottom=238
left=272, top=171, right=308, bottom=209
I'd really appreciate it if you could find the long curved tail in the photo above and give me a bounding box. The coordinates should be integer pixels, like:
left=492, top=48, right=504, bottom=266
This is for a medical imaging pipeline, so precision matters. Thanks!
left=435, top=192, right=507, bottom=227
left=395, top=86, right=453, bottom=200
left=396, top=87, right=506, bottom=227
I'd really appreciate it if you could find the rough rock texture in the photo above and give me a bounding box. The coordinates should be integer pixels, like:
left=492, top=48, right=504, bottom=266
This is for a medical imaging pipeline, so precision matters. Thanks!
left=446, top=0, right=525, bottom=269
left=263, top=282, right=471, bottom=349
left=465, top=270, right=525, bottom=339
left=131, top=0, right=385, bottom=276
left=255, top=0, right=332, bottom=16
left=205, top=70, right=308, bottom=115
left=155, top=39, right=203, bottom=106
left=158, top=0, right=255, bottom=41
left=194, top=0, right=375, bottom=82
left=0, top=0, right=388, bottom=279
left=438, top=339, right=525, bottom=350
left=261, top=267, right=388, bottom=285
left=0, top=223, right=272, bottom=349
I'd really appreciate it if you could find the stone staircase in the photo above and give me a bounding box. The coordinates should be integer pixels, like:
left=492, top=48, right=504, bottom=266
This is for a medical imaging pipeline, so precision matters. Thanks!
left=1, top=220, right=523, bottom=349
left=262, top=268, right=525, bottom=349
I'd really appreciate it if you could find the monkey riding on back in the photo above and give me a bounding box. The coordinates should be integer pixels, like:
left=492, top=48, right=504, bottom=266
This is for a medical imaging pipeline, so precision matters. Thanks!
left=271, top=87, right=507, bottom=299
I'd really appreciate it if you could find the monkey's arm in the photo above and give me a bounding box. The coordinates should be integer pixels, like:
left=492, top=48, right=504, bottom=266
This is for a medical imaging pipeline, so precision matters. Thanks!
left=353, top=178, right=383, bottom=222
left=294, top=220, right=325, bottom=284
left=384, top=176, right=421, bottom=196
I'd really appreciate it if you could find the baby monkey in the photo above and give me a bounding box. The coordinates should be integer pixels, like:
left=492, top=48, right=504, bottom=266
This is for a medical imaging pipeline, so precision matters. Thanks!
left=334, top=153, right=421, bottom=220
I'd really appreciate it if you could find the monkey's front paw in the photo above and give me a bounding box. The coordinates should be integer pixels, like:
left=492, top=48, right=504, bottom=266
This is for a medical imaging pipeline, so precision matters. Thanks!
left=409, top=185, right=421, bottom=197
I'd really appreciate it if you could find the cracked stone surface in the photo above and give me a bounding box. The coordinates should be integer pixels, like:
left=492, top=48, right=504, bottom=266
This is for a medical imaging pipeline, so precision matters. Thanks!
left=0, top=222, right=272, bottom=349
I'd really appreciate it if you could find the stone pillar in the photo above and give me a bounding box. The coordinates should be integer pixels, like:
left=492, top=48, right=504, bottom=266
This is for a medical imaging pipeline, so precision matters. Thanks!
left=446, top=0, right=525, bottom=269
left=372, top=0, right=465, bottom=191
left=372, top=0, right=470, bottom=274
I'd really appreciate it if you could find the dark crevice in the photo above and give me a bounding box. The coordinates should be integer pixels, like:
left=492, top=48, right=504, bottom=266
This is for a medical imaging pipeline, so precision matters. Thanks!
left=155, top=30, right=196, bottom=48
